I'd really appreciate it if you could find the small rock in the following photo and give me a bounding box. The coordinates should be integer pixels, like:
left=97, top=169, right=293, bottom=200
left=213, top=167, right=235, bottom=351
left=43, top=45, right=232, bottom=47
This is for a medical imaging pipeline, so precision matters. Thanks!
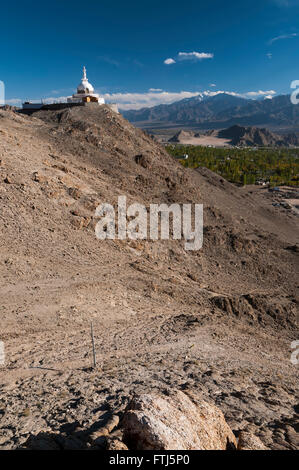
left=71, top=216, right=84, bottom=230
left=106, top=437, right=128, bottom=450
left=24, top=433, right=61, bottom=450
left=105, top=415, right=120, bottom=433
left=32, top=172, right=47, bottom=183
left=122, top=391, right=237, bottom=450
left=69, top=187, right=83, bottom=200
left=89, top=415, right=119, bottom=442
left=238, top=431, right=268, bottom=450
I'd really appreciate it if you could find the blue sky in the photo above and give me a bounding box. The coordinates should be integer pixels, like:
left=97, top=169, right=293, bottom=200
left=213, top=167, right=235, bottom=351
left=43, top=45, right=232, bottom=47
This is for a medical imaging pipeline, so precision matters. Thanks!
left=1, top=0, right=298, bottom=109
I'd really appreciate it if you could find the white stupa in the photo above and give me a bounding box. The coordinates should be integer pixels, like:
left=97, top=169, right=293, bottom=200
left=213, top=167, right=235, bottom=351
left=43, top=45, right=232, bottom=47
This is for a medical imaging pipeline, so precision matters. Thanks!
left=67, top=66, right=105, bottom=105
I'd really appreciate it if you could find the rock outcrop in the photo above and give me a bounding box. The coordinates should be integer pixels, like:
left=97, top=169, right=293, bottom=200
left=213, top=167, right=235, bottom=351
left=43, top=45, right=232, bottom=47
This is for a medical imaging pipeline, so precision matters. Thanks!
left=168, top=130, right=195, bottom=143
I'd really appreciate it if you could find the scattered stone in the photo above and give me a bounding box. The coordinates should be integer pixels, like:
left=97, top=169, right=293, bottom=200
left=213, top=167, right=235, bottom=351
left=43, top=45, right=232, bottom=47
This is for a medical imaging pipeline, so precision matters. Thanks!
left=286, top=245, right=299, bottom=253
left=89, top=415, right=120, bottom=443
left=62, top=435, right=86, bottom=450
left=71, top=216, right=91, bottom=229
left=106, top=437, right=129, bottom=450
left=134, top=154, right=152, bottom=169
left=24, top=433, right=61, bottom=450
left=105, top=414, right=120, bottom=433
left=237, top=431, right=268, bottom=450
left=69, top=187, right=83, bottom=200
left=285, top=426, right=299, bottom=448
left=122, top=391, right=237, bottom=450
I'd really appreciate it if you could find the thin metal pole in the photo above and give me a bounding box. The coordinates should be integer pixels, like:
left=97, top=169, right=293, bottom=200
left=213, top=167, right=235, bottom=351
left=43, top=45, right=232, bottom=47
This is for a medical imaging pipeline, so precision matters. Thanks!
left=91, top=321, right=96, bottom=368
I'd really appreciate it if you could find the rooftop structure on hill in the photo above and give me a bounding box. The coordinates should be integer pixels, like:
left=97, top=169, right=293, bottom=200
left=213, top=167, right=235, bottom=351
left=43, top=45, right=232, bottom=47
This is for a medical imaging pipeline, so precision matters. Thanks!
left=22, top=67, right=118, bottom=113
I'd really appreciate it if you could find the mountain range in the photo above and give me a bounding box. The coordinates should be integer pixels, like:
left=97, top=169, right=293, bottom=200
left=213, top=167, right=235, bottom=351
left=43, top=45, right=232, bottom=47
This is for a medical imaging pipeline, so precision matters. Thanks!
left=122, top=93, right=299, bottom=131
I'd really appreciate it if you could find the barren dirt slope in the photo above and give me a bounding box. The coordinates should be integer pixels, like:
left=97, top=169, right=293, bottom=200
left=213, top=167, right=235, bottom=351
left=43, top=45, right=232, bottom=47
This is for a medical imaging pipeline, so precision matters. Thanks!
left=0, top=105, right=298, bottom=450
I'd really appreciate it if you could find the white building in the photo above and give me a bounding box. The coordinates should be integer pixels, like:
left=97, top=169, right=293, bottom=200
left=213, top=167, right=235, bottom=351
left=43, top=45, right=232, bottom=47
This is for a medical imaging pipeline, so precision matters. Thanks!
left=22, top=66, right=118, bottom=113
left=67, top=66, right=105, bottom=105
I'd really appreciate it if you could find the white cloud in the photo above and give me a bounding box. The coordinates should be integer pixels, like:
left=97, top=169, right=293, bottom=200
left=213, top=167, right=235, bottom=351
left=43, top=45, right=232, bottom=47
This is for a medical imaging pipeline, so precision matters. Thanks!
left=178, top=51, right=214, bottom=60
left=164, top=52, right=213, bottom=65
left=5, top=96, right=75, bottom=107
left=17, top=89, right=277, bottom=112
left=268, top=32, right=298, bottom=44
left=209, top=83, right=217, bottom=87
left=164, top=58, right=176, bottom=65
left=43, top=96, right=69, bottom=104
left=149, top=88, right=163, bottom=92
left=244, top=90, right=276, bottom=97
left=104, top=89, right=277, bottom=110
left=202, top=90, right=239, bottom=98
left=104, top=91, right=201, bottom=110
left=5, top=98, right=22, bottom=105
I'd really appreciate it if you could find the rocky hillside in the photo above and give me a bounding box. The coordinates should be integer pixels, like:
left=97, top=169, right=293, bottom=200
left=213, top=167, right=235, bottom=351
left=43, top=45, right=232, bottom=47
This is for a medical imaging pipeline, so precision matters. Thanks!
left=123, top=93, right=299, bottom=130
left=0, top=104, right=298, bottom=450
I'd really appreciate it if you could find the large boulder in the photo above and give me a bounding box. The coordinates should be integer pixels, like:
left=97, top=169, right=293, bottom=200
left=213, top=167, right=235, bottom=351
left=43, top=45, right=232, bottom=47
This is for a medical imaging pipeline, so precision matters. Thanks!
left=122, top=391, right=237, bottom=450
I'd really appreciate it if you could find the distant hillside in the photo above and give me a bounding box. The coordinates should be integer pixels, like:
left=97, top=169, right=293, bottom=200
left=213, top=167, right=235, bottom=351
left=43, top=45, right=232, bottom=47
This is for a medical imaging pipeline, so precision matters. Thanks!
left=122, top=93, right=299, bottom=130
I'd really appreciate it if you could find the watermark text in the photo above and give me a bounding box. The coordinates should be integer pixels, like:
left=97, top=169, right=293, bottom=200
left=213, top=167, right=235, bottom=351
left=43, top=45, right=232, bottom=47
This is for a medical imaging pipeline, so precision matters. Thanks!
left=95, top=196, right=203, bottom=251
